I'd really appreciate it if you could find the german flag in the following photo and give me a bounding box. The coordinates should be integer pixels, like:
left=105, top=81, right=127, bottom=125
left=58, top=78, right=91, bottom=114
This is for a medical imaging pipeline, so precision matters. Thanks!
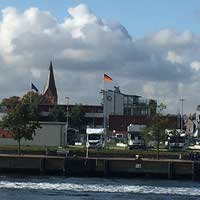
left=104, top=74, right=113, bottom=82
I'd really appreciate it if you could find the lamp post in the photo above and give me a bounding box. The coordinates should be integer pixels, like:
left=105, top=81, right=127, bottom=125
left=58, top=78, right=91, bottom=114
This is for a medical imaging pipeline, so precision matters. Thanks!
left=65, top=97, right=70, bottom=146
left=86, top=132, right=89, bottom=159
left=180, top=98, right=184, bottom=134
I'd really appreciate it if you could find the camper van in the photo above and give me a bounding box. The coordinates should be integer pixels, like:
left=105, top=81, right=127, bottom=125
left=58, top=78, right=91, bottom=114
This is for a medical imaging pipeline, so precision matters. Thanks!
left=127, top=124, right=145, bottom=149
left=165, top=129, right=188, bottom=150
left=86, top=128, right=105, bottom=149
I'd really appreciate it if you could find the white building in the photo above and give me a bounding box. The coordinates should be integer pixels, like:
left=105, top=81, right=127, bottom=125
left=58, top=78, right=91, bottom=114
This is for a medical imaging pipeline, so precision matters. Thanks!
left=0, top=122, right=66, bottom=147
left=193, top=105, right=200, bottom=137
left=102, top=86, right=157, bottom=126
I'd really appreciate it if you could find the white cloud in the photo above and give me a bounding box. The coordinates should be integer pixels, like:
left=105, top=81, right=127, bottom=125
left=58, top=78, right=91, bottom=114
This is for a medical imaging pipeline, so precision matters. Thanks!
left=0, top=4, right=200, bottom=113
left=191, top=61, right=200, bottom=71
left=149, top=29, right=193, bottom=46
left=143, top=83, right=155, bottom=97
left=166, top=51, right=183, bottom=64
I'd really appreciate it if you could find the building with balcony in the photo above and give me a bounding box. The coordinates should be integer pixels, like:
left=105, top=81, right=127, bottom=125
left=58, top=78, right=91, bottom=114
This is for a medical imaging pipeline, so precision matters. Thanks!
left=102, top=86, right=157, bottom=118
left=102, top=86, right=157, bottom=132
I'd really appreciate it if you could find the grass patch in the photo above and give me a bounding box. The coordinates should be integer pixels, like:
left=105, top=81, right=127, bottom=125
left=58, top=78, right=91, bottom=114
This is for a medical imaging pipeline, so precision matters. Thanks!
left=0, top=145, right=196, bottom=158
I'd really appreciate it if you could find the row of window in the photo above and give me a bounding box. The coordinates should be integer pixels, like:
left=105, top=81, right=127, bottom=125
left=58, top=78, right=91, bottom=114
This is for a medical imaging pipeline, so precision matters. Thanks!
left=124, top=96, right=140, bottom=105
left=123, top=107, right=149, bottom=116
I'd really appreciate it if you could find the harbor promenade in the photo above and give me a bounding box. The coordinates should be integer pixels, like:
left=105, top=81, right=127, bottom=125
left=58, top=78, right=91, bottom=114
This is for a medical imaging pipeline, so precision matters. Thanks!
left=0, top=154, right=199, bottom=181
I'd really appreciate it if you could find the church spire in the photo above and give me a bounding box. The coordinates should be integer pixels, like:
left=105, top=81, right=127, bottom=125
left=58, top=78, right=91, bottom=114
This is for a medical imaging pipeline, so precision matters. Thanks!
left=42, top=61, right=58, bottom=105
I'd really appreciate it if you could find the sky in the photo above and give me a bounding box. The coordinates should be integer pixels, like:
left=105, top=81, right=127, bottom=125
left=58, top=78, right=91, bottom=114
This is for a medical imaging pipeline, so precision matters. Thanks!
left=0, top=0, right=200, bottom=114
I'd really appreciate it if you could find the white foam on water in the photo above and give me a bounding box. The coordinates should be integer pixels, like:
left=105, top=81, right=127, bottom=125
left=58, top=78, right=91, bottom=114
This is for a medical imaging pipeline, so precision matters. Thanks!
left=0, top=180, right=199, bottom=196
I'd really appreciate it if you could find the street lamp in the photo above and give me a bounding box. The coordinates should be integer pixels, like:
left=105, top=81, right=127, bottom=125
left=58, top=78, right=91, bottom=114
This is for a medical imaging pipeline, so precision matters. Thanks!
left=180, top=98, right=185, bottom=134
left=65, top=97, right=70, bottom=146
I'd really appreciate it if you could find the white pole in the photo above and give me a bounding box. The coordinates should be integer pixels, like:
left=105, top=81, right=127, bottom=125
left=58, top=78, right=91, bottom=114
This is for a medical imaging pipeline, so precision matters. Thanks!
left=180, top=98, right=184, bottom=134
left=103, top=89, right=108, bottom=148
left=30, top=91, right=32, bottom=104
left=65, top=97, right=70, bottom=146
left=103, top=76, right=106, bottom=132
left=86, top=133, right=89, bottom=159
left=30, top=83, right=32, bottom=104
left=103, top=90, right=106, bottom=131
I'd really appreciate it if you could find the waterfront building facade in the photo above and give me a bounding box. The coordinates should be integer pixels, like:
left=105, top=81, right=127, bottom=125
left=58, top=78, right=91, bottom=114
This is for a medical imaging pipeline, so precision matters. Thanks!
left=192, top=105, right=200, bottom=137
left=102, top=86, right=157, bottom=132
left=102, top=86, right=157, bottom=118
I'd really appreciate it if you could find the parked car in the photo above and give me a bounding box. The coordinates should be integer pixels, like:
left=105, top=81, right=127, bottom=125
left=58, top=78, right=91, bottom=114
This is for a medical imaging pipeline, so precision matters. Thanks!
left=56, top=146, right=69, bottom=156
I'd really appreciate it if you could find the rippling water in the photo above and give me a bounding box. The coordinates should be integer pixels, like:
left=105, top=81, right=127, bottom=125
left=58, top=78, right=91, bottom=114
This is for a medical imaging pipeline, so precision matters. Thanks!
left=0, top=176, right=200, bottom=200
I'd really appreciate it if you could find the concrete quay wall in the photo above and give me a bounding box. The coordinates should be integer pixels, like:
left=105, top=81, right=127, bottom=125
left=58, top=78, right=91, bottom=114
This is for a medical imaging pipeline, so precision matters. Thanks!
left=0, top=154, right=199, bottom=180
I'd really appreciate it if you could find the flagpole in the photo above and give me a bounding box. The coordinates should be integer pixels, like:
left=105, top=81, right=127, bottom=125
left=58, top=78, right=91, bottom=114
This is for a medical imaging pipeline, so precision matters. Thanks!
left=103, top=75, right=107, bottom=143
left=30, top=78, right=39, bottom=105
left=102, top=73, right=112, bottom=146
left=103, top=80, right=106, bottom=130
left=30, top=71, right=33, bottom=104
left=30, top=84, right=32, bottom=104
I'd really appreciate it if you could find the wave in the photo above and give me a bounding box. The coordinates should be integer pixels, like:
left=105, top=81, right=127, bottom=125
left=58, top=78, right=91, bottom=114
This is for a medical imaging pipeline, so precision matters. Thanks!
left=0, top=180, right=199, bottom=196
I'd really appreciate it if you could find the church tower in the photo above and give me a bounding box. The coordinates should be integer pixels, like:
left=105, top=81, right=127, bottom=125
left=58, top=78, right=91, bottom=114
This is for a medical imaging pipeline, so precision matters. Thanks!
left=42, top=61, right=58, bottom=105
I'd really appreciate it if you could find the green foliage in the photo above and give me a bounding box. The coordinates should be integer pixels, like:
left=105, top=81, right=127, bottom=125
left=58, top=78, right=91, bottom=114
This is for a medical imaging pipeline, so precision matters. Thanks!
left=2, top=103, right=40, bottom=140
left=1, top=92, right=41, bottom=154
left=1, top=96, right=20, bottom=108
left=49, top=106, right=66, bottom=122
left=22, top=92, right=43, bottom=118
left=21, top=91, right=42, bottom=106
left=48, top=104, right=87, bottom=128
left=144, top=103, right=167, bottom=140
left=69, top=104, right=87, bottom=129
left=143, top=103, right=169, bottom=159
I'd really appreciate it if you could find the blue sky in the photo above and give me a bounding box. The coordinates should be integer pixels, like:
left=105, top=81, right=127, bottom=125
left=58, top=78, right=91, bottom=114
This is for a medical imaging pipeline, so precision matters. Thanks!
left=1, top=0, right=200, bottom=38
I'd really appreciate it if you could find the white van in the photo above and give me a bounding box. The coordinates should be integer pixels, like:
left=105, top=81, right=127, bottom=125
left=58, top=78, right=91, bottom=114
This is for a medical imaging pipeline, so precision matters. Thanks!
left=127, top=124, right=145, bottom=149
left=86, top=128, right=105, bottom=149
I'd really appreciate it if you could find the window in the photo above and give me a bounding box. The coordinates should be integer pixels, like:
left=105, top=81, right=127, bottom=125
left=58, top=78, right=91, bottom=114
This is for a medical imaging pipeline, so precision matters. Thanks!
left=88, top=134, right=101, bottom=140
left=124, top=107, right=131, bottom=116
left=128, top=96, right=133, bottom=105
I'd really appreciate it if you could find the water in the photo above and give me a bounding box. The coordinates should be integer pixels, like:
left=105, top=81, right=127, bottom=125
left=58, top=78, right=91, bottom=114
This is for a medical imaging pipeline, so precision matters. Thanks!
left=0, top=176, right=200, bottom=200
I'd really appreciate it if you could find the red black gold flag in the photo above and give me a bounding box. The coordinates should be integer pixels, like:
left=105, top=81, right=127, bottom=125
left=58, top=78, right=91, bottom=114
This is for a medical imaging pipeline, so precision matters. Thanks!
left=103, top=74, right=113, bottom=82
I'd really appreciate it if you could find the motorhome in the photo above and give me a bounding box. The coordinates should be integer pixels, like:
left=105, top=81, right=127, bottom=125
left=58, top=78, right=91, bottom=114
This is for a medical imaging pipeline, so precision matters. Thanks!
left=86, top=128, right=105, bottom=149
left=127, top=124, right=145, bottom=149
left=165, top=129, right=188, bottom=150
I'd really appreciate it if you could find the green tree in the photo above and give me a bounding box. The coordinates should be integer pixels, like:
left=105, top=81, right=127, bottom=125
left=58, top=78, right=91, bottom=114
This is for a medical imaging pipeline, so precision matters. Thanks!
left=1, top=96, right=20, bottom=108
left=143, top=103, right=169, bottom=160
left=48, top=104, right=87, bottom=128
left=49, top=106, right=66, bottom=122
left=22, top=91, right=43, bottom=117
left=69, top=105, right=86, bottom=130
left=1, top=92, right=41, bottom=154
left=21, top=91, right=42, bottom=106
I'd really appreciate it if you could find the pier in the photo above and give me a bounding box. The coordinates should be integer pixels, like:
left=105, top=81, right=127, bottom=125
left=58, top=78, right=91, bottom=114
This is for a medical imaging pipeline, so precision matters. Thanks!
left=0, top=154, right=199, bottom=180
